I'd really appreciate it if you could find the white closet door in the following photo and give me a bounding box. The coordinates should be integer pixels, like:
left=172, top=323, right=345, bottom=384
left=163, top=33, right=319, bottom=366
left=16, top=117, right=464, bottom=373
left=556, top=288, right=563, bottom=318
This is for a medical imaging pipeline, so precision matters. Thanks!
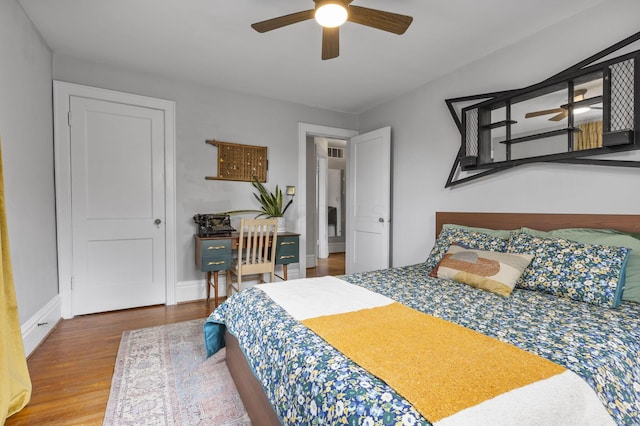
left=69, top=96, right=166, bottom=315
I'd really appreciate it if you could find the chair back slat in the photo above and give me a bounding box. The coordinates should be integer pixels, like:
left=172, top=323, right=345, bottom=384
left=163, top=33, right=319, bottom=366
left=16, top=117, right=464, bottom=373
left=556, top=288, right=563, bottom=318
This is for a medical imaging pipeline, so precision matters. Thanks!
left=256, top=226, right=264, bottom=263
left=246, top=229, right=253, bottom=263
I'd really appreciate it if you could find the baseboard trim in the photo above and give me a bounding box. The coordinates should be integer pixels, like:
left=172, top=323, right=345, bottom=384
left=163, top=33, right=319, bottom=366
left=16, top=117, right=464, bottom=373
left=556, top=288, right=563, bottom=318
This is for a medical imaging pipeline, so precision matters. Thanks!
left=21, top=295, right=62, bottom=357
left=329, top=243, right=345, bottom=253
left=176, top=279, right=209, bottom=303
left=306, top=255, right=317, bottom=268
left=177, top=265, right=301, bottom=303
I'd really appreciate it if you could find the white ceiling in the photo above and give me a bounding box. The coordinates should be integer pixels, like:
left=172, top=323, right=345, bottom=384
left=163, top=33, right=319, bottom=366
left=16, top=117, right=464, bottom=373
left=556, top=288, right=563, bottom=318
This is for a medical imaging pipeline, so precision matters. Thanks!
left=19, top=0, right=609, bottom=114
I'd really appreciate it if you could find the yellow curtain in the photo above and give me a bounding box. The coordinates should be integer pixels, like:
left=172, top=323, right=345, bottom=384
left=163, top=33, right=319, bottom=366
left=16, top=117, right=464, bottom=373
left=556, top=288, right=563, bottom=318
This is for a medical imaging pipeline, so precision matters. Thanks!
left=574, top=121, right=603, bottom=151
left=0, top=137, right=31, bottom=422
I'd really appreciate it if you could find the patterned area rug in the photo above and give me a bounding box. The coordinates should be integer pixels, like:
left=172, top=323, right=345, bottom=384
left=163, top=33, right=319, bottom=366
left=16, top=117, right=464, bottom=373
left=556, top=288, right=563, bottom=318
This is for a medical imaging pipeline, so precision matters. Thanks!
left=104, top=319, right=251, bottom=425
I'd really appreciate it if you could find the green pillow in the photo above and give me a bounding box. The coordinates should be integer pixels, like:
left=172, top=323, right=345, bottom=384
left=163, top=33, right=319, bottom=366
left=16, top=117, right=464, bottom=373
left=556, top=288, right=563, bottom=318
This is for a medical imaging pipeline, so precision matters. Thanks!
left=520, top=227, right=640, bottom=303
left=426, top=225, right=508, bottom=269
left=442, top=224, right=512, bottom=240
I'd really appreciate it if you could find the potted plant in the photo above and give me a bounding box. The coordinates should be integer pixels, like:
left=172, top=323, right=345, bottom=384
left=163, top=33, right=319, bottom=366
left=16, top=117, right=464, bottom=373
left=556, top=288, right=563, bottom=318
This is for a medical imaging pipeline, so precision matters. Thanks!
left=224, top=177, right=294, bottom=231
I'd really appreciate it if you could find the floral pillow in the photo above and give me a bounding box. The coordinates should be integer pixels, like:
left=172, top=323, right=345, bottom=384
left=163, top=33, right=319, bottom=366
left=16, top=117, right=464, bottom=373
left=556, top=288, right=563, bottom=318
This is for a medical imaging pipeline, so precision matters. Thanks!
left=507, top=232, right=630, bottom=308
left=425, top=225, right=508, bottom=269
left=519, top=226, right=640, bottom=304
left=429, top=244, right=533, bottom=297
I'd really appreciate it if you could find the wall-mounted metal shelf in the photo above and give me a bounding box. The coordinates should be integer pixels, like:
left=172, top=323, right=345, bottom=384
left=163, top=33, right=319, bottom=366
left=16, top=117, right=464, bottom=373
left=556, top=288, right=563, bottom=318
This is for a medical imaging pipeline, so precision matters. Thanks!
left=443, top=30, right=640, bottom=188
left=498, top=128, right=581, bottom=145
left=481, top=120, right=518, bottom=130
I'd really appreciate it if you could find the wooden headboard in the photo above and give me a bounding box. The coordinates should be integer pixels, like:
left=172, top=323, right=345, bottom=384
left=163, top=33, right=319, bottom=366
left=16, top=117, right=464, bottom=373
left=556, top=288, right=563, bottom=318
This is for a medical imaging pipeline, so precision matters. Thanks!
left=436, top=212, right=640, bottom=235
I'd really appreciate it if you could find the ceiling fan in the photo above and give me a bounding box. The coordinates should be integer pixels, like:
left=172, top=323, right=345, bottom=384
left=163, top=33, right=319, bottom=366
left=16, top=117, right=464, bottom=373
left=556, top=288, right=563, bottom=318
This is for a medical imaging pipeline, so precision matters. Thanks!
left=524, top=89, right=595, bottom=121
left=251, top=0, right=413, bottom=60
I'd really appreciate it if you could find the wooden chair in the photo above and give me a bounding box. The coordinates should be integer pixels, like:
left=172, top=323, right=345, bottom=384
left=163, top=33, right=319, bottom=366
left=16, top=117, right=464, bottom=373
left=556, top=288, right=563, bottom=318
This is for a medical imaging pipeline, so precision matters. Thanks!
left=227, top=218, right=279, bottom=296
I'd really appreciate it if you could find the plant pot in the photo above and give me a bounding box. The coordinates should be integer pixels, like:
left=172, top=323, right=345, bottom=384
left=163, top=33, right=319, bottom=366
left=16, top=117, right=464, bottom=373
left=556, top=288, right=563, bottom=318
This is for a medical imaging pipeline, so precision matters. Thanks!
left=276, top=217, right=286, bottom=232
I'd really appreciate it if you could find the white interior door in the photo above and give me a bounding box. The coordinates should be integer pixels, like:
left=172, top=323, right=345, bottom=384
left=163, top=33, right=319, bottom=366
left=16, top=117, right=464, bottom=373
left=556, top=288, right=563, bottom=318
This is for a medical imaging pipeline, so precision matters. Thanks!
left=346, top=127, right=391, bottom=274
left=69, top=96, right=166, bottom=315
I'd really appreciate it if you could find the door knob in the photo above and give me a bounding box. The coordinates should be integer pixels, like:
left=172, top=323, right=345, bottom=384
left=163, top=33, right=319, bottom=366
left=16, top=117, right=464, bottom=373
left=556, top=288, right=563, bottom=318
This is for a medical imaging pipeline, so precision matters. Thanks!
left=154, top=218, right=162, bottom=226
left=378, top=218, right=384, bottom=223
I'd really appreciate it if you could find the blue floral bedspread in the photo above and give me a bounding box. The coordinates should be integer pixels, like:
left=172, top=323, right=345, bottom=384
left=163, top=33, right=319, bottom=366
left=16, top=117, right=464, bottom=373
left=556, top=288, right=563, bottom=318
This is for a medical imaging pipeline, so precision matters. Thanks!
left=205, top=263, right=640, bottom=425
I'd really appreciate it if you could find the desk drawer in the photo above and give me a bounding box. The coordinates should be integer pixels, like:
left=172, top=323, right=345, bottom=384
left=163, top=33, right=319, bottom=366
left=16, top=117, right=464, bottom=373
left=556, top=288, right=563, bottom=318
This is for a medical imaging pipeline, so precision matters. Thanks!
left=202, top=256, right=231, bottom=271
left=199, top=239, right=232, bottom=271
left=275, top=236, right=299, bottom=264
left=201, top=240, right=232, bottom=257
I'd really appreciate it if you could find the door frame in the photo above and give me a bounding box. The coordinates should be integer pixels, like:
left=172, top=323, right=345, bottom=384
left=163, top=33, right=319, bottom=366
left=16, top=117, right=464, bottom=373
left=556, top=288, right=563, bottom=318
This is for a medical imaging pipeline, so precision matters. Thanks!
left=297, top=123, right=358, bottom=275
left=53, top=81, right=177, bottom=319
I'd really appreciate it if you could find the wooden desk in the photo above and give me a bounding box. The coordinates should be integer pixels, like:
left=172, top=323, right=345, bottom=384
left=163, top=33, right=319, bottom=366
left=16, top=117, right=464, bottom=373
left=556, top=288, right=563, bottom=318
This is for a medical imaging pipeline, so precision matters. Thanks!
left=195, top=232, right=300, bottom=306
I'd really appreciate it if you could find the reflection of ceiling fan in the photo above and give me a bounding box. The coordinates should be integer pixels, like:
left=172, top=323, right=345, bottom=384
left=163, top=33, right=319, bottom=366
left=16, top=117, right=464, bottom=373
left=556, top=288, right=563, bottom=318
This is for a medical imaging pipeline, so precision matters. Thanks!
left=251, top=0, right=413, bottom=60
left=524, top=89, right=596, bottom=121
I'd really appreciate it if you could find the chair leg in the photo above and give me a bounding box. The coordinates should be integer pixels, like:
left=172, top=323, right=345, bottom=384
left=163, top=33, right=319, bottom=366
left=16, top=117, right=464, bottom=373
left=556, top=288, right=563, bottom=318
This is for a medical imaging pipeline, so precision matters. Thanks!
left=237, top=273, right=242, bottom=292
left=226, top=269, right=232, bottom=297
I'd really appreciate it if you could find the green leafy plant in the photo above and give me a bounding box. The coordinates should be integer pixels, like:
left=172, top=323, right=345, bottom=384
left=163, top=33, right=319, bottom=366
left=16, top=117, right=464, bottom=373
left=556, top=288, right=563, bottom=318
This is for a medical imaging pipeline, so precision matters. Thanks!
left=224, top=177, right=293, bottom=218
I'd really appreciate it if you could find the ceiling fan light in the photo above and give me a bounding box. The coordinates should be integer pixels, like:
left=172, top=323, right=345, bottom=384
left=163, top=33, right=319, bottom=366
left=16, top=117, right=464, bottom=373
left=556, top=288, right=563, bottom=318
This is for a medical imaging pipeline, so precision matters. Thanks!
left=315, top=2, right=348, bottom=28
left=574, top=106, right=590, bottom=114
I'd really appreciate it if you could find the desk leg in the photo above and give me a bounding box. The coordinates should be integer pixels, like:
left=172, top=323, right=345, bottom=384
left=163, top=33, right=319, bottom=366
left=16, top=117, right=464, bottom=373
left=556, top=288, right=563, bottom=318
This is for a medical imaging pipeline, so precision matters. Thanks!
left=283, top=264, right=288, bottom=281
left=206, top=271, right=220, bottom=307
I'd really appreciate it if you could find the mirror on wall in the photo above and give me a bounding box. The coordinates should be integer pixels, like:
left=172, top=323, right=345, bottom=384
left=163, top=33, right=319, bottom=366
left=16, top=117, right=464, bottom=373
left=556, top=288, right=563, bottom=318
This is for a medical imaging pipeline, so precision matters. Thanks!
left=446, top=32, right=640, bottom=188
left=477, top=72, right=606, bottom=166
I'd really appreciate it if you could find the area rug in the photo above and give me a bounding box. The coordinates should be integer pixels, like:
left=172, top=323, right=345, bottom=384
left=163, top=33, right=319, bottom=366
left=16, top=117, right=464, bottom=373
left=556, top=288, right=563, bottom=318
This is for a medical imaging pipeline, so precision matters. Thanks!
left=104, top=319, right=251, bottom=425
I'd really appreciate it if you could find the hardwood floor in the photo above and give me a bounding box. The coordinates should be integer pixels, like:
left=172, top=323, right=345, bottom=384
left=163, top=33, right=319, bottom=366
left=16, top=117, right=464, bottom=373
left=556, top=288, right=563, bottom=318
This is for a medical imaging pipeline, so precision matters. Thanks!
left=7, top=253, right=344, bottom=425
left=306, top=252, right=345, bottom=277
left=7, top=301, right=214, bottom=425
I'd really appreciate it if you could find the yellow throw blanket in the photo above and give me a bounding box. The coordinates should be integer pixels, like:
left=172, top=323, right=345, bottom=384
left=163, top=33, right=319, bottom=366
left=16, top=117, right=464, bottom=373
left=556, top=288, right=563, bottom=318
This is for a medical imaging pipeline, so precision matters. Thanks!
left=303, top=302, right=565, bottom=422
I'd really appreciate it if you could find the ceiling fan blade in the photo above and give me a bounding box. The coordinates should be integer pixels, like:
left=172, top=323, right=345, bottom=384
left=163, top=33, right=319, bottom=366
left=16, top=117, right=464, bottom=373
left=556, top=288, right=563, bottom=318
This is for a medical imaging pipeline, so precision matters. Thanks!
left=322, top=27, right=339, bottom=60
left=251, top=9, right=315, bottom=33
left=347, top=5, right=413, bottom=35
left=549, top=110, right=568, bottom=121
left=524, top=108, right=565, bottom=118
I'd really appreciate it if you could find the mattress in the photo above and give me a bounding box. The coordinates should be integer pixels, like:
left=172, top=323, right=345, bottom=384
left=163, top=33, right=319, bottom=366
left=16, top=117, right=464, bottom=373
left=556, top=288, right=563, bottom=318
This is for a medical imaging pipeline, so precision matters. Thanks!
left=204, top=263, right=640, bottom=425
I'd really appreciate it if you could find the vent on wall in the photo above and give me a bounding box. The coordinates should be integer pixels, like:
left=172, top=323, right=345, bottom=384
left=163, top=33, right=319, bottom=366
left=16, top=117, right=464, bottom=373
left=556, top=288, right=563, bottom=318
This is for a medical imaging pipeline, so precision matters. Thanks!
left=328, top=147, right=344, bottom=158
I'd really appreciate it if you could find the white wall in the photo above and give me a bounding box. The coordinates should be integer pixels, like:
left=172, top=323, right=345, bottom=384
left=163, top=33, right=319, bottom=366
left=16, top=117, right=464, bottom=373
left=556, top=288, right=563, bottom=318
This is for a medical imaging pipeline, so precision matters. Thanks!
left=0, top=0, right=58, bottom=328
left=53, top=54, right=358, bottom=287
left=358, top=0, right=640, bottom=268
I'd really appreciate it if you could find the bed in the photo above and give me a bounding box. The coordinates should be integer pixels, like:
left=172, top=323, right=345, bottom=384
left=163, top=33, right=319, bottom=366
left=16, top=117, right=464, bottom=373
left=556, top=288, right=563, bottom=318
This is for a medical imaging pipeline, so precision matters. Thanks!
left=204, top=212, right=640, bottom=425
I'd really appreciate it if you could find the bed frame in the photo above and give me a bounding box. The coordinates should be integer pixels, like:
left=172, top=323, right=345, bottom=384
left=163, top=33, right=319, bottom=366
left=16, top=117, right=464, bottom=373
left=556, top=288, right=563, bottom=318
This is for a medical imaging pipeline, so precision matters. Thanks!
left=226, top=212, right=640, bottom=425
left=435, top=212, right=640, bottom=235
left=225, top=333, right=281, bottom=425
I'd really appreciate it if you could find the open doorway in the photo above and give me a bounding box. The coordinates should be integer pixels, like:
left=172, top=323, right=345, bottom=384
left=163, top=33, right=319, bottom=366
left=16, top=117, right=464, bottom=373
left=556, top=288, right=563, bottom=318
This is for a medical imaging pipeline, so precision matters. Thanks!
left=312, top=137, right=347, bottom=268
left=297, top=124, right=358, bottom=275
left=297, top=123, right=392, bottom=277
